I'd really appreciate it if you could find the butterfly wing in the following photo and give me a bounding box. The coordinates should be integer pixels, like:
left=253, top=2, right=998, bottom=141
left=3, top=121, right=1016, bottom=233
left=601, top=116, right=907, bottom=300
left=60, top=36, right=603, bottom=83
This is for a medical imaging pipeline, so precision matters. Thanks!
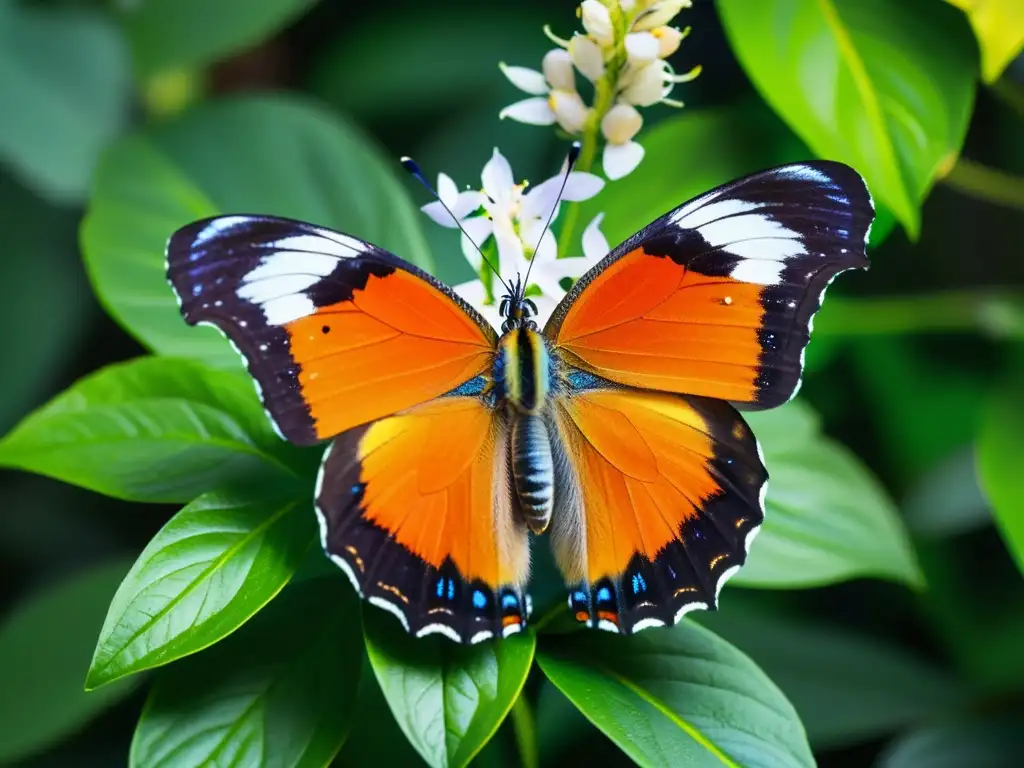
left=167, top=215, right=497, bottom=445
left=316, top=394, right=531, bottom=642
left=544, top=162, right=874, bottom=408
left=548, top=381, right=766, bottom=634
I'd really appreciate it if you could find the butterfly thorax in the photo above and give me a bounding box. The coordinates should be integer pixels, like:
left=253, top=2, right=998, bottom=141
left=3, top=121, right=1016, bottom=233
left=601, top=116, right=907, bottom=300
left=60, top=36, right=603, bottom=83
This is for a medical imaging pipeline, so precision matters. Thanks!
left=494, top=326, right=555, bottom=535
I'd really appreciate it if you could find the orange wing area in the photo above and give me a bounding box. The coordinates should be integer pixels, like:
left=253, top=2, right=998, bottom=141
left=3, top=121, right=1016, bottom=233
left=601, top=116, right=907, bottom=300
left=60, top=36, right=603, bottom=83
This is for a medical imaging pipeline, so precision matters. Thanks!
left=548, top=387, right=766, bottom=635
left=315, top=396, right=531, bottom=644
left=286, top=269, right=494, bottom=440
left=550, top=250, right=767, bottom=403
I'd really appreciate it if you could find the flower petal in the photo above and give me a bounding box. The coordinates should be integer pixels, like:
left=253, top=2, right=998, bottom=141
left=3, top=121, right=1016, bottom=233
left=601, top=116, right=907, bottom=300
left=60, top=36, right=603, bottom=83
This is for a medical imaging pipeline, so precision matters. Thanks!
left=437, top=172, right=459, bottom=208
left=601, top=103, right=643, bottom=144
left=499, top=63, right=550, bottom=96
left=493, top=218, right=525, bottom=276
left=542, top=49, right=576, bottom=92
left=453, top=280, right=501, bottom=332
left=459, top=216, right=494, bottom=269
left=499, top=97, right=556, bottom=126
left=568, top=35, right=605, bottom=82
left=451, top=190, right=486, bottom=220
left=561, top=171, right=605, bottom=201
left=603, top=140, right=646, bottom=180
left=482, top=148, right=515, bottom=207
left=520, top=177, right=562, bottom=222
left=548, top=89, right=590, bottom=134
left=421, top=200, right=460, bottom=228
left=580, top=0, right=615, bottom=47
left=582, top=212, right=610, bottom=262
left=625, top=32, right=660, bottom=64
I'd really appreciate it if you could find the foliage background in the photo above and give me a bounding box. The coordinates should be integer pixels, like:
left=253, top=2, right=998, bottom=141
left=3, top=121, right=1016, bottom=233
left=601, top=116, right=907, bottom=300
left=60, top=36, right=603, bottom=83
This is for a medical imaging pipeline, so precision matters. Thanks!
left=0, top=0, right=1022, bottom=766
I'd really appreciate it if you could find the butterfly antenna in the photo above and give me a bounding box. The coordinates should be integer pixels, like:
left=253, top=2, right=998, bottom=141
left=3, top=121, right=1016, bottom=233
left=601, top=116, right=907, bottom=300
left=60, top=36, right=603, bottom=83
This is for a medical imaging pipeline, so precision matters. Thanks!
left=521, top=141, right=582, bottom=296
left=400, top=156, right=511, bottom=296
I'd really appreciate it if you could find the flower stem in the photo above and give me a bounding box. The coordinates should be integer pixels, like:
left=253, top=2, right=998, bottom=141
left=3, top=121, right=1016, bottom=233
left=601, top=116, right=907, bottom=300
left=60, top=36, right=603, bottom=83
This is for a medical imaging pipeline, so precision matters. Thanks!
left=511, top=694, right=540, bottom=768
left=940, top=159, right=1024, bottom=211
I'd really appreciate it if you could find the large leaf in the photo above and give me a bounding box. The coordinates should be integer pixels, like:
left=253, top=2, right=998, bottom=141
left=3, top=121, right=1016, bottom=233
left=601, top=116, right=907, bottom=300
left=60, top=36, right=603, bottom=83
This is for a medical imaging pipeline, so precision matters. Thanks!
left=697, top=602, right=966, bottom=749
left=734, top=400, right=922, bottom=589
left=878, top=716, right=1024, bottom=767
left=0, top=356, right=301, bottom=502
left=81, top=95, right=432, bottom=369
left=0, top=0, right=130, bottom=202
left=116, top=0, right=316, bottom=77
left=945, top=0, right=1024, bottom=83
left=363, top=608, right=535, bottom=768
left=977, top=380, right=1024, bottom=576
left=0, top=558, right=140, bottom=764
left=537, top=622, right=814, bottom=767
left=87, top=490, right=314, bottom=689
left=718, top=0, right=977, bottom=236
left=131, top=577, right=362, bottom=768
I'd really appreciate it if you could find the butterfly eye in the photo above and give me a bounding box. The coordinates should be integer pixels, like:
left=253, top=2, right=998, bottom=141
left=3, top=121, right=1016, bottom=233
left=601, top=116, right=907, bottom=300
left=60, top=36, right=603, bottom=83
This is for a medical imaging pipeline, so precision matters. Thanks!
left=499, top=297, right=510, bottom=317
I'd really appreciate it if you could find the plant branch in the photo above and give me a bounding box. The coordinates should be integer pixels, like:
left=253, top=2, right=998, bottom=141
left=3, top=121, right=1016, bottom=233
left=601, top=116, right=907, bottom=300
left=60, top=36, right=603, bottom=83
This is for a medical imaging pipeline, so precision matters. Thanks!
left=941, top=159, right=1024, bottom=211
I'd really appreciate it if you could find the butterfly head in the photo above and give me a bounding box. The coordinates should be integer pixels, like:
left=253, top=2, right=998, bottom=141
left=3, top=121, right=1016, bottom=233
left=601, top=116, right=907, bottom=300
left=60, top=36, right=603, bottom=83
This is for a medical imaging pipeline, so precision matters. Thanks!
left=499, top=274, right=538, bottom=333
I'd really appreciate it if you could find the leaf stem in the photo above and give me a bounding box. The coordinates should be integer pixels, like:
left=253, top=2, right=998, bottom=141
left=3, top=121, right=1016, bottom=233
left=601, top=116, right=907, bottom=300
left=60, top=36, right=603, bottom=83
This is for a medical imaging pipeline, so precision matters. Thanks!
left=510, top=693, right=540, bottom=768
left=940, top=159, right=1024, bottom=211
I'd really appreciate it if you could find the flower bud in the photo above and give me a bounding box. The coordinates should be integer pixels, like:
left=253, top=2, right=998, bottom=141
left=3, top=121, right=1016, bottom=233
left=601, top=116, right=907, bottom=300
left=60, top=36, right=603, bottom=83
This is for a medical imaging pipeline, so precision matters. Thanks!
left=542, top=48, right=576, bottom=91
left=580, top=0, right=615, bottom=47
left=634, top=0, right=691, bottom=32
left=601, top=103, right=643, bottom=144
left=625, top=32, right=659, bottom=65
left=618, top=61, right=667, bottom=107
left=548, top=89, right=590, bottom=134
left=569, top=34, right=605, bottom=81
left=652, top=25, right=683, bottom=58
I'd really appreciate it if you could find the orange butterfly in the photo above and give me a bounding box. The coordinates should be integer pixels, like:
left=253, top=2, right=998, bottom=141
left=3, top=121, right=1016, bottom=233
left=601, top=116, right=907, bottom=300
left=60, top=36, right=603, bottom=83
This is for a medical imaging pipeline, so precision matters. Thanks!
left=167, top=159, right=873, bottom=643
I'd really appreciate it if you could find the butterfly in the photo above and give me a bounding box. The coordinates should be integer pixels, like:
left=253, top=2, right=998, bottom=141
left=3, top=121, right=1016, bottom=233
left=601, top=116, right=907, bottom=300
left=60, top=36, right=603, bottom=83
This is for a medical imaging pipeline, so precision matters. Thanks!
left=166, top=160, right=873, bottom=643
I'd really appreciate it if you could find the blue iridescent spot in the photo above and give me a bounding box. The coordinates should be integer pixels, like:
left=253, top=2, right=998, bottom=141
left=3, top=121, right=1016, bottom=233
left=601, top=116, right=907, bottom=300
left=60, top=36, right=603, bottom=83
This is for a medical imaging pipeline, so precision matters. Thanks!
left=501, top=592, right=519, bottom=610
left=351, top=484, right=362, bottom=496
left=596, top=586, right=612, bottom=603
left=448, top=580, right=455, bottom=600
left=631, top=574, right=647, bottom=594
left=472, top=590, right=487, bottom=610
left=449, top=376, right=487, bottom=397
left=694, top=530, right=704, bottom=540
left=436, top=579, right=444, bottom=598
left=192, top=284, right=203, bottom=296
left=572, top=590, right=587, bottom=604
left=567, top=369, right=602, bottom=391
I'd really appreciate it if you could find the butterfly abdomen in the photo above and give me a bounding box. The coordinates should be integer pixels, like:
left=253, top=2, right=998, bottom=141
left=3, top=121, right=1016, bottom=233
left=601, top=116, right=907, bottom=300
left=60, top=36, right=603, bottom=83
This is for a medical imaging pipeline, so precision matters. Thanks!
left=511, top=414, right=553, bottom=534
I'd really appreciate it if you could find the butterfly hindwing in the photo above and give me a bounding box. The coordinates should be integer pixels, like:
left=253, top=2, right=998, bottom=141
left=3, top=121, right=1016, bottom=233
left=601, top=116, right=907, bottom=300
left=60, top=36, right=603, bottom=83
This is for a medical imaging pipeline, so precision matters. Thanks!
left=316, top=394, right=531, bottom=643
left=167, top=215, right=497, bottom=445
left=547, top=377, right=766, bottom=634
left=545, top=162, right=874, bottom=409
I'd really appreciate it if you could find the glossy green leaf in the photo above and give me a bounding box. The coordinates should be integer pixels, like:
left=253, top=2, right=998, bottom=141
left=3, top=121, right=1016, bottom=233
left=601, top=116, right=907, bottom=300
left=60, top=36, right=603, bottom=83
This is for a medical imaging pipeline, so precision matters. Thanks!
left=131, top=577, right=362, bottom=768
left=977, top=380, right=1024, bottom=575
left=87, top=490, right=314, bottom=689
left=697, top=602, right=966, bottom=748
left=0, top=0, right=130, bottom=202
left=733, top=400, right=922, bottom=589
left=0, top=356, right=301, bottom=502
left=878, top=716, right=1024, bottom=767
left=116, top=0, right=316, bottom=77
left=718, top=0, right=977, bottom=236
left=363, top=607, right=535, bottom=768
left=82, top=95, right=432, bottom=369
left=0, top=558, right=140, bottom=763
left=903, top=444, right=990, bottom=539
left=537, top=621, right=814, bottom=767
left=946, top=0, right=1024, bottom=82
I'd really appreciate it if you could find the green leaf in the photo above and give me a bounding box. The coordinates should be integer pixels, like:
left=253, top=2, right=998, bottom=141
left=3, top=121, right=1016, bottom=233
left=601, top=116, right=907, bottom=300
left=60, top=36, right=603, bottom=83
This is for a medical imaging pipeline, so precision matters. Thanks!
left=718, top=0, right=977, bottom=237
left=697, top=602, right=966, bottom=749
left=734, top=400, right=922, bottom=589
left=0, top=0, right=130, bottom=202
left=131, top=576, right=362, bottom=768
left=82, top=95, right=432, bottom=369
left=878, top=716, right=1024, bottom=767
left=116, top=0, right=316, bottom=77
left=0, top=356, right=301, bottom=502
left=903, top=444, right=990, bottom=539
left=0, top=558, right=141, bottom=764
left=87, top=489, right=314, bottom=690
left=945, top=0, right=1024, bottom=83
left=537, top=621, right=814, bottom=767
left=977, top=380, right=1024, bottom=576
left=363, top=607, right=535, bottom=768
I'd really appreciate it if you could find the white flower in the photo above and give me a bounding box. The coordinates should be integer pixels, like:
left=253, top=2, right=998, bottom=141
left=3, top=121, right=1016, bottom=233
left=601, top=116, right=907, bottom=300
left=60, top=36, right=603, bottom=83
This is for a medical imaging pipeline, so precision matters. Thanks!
left=423, top=149, right=605, bottom=296
left=652, top=25, right=684, bottom=58
left=619, top=60, right=670, bottom=107
left=499, top=53, right=591, bottom=133
left=625, top=32, right=660, bottom=65
left=580, top=0, right=614, bottom=47
left=549, top=90, right=590, bottom=134
left=568, top=34, right=605, bottom=81
left=601, top=104, right=645, bottom=179
left=542, top=48, right=576, bottom=91
left=634, top=0, right=692, bottom=32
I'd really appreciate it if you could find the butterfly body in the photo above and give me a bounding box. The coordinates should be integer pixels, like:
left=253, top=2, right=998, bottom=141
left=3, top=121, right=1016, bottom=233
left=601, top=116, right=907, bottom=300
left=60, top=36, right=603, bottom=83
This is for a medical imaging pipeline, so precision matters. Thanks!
left=166, top=161, right=875, bottom=643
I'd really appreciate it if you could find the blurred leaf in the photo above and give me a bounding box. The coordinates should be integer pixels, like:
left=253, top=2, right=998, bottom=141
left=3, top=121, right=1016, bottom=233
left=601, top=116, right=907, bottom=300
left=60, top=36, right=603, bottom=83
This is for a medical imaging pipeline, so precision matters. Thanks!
left=310, top=5, right=548, bottom=123
left=733, top=401, right=922, bottom=589
left=0, top=0, right=130, bottom=202
left=0, top=558, right=140, bottom=764
left=115, top=0, right=316, bottom=77
left=0, top=171, right=91, bottom=435
left=363, top=608, right=535, bottom=768
left=977, top=379, right=1024, bottom=575
left=945, top=0, right=1024, bottom=83
left=130, top=576, right=362, bottom=768
left=697, top=601, right=966, bottom=749
left=903, top=444, right=990, bottom=538
left=718, top=0, right=977, bottom=236
left=877, top=716, right=1024, bottom=767
left=82, top=95, right=432, bottom=369
left=87, top=490, right=314, bottom=690
left=0, top=356, right=301, bottom=503
left=537, top=621, right=814, bottom=767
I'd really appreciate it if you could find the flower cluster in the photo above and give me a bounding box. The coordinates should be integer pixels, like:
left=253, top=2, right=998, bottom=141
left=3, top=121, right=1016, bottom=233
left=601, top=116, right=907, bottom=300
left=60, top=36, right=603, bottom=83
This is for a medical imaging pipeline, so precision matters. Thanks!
left=499, top=0, right=700, bottom=179
left=422, top=149, right=609, bottom=329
